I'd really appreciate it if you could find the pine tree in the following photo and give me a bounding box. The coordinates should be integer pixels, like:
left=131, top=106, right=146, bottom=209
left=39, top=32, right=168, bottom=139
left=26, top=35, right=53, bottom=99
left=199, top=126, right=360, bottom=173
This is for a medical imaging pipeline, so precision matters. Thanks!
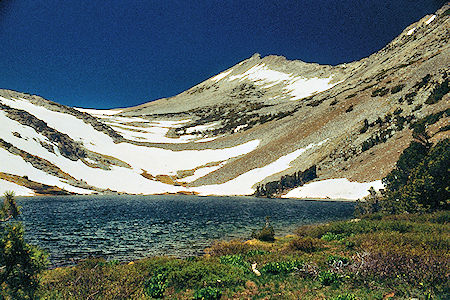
left=0, top=191, right=48, bottom=299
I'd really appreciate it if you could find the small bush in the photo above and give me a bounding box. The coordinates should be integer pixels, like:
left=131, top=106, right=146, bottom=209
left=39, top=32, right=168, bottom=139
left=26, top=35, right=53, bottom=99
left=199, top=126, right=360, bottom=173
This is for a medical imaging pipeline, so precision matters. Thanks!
left=295, top=223, right=326, bottom=238
left=245, top=249, right=268, bottom=257
left=443, top=8, right=450, bottom=16
left=351, top=247, right=448, bottom=289
left=219, top=254, right=249, bottom=270
left=393, top=107, right=403, bottom=115
left=251, top=217, right=275, bottom=242
left=192, top=286, right=222, bottom=300
left=287, top=237, right=322, bottom=253
left=414, top=74, right=432, bottom=89
left=321, top=232, right=348, bottom=241
left=371, top=87, right=390, bottom=97
left=429, top=211, right=450, bottom=224
left=318, top=270, right=341, bottom=286
left=413, top=104, right=422, bottom=111
left=425, top=79, right=449, bottom=104
left=261, top=260, right=302, bottom=275
left=144, top=272, right=168, bottom=298
left=391, top=84, right=405, bottom=94
left=332, top=293, right=358, bottom=300
left=359, top=119, right=369, bottom=134
left=98, top=259, right=120, bottom=267
left=405, top=91, right=417, bottom=104
left=205, top=240, right=252, bottom=256
left=168, top=260, right=244, bottom=289
left=0, top=192, right=48, bottom=299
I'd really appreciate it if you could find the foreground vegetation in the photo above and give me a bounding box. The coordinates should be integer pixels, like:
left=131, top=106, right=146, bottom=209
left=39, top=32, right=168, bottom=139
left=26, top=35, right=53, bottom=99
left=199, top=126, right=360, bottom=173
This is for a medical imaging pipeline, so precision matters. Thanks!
left=0, top=191, right=48, bottom=299
left=35, top=211, right=449, bottom=299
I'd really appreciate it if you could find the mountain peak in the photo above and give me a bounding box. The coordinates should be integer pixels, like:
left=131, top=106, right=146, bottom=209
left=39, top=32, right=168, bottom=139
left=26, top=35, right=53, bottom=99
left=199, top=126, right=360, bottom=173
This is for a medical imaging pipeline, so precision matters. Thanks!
left=0, top=6, right=448, bottom=198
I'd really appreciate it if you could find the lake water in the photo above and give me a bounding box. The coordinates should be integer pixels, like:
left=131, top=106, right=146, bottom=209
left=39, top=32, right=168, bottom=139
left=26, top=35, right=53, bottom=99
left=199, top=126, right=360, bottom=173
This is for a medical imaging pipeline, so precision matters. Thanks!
left=17, top=195, right=355, bottom=266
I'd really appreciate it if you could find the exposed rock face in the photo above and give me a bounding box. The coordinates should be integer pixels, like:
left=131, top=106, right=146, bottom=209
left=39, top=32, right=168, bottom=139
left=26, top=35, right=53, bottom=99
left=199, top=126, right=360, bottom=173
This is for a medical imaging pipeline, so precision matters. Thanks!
left=0, top=89, right=124, bottom=143
left=0, top=103, right=87, bottom=161
left=0, top=4, right=448, bottom=197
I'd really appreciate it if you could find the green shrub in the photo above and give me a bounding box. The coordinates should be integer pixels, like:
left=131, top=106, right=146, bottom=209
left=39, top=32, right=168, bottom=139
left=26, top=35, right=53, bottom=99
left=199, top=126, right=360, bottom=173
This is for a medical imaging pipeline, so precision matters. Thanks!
left=205, top=240, right=253, bottom=256
left=382, top=139, right=449, bottom=213
left=413, top=104, right=422, bottom=111
left=245, top=249, right=268, bottom=257
left=261, top=260, right=302, bottom=275
left=405, top=91, right=417, bottom=104
left=429, top=211, right=450, bottom=224
left=295, top=223, right=325, bottom=238
left=444, top=8, right=450, bottom=16
left=359, top=119, right=369, bottom=134
left=144, top=272, right=168, bottom=298
left=321, top=232, right=348, bottom=241
left=345, top=105, right=354, bottom=113
left=0, top=192, right=48, bottom=299
left=318, top=270, right=341, bottom=286
left=331, top=293, right=358, bottom=300
left=98, top=259, right=120, bottom=267
left=414, top=74, right=432, bottom=89
left=371, top=87, right=390, bottom=97
left=251, top=217, right=275, bottom=242
left=219, top=254, right=249, bottom=270
left=192, top=286, right=222, bottom=300
left=168, top=260, right=244, bottom=289
left=391, top=84, right=405, bottom=94
left=287, top=236, right=322, bottom=253
left=425, top=79, right=449, bottom=104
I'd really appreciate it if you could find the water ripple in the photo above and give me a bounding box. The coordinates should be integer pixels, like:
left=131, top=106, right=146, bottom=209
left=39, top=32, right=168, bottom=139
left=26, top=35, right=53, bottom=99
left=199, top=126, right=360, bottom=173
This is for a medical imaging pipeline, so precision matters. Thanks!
left=17, top=195, right=354, bottom=266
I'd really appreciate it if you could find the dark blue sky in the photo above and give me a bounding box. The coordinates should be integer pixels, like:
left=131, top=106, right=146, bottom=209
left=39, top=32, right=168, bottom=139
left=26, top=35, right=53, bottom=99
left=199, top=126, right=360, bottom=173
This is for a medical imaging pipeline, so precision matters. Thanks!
left=0, top=0, right=445, bottom=109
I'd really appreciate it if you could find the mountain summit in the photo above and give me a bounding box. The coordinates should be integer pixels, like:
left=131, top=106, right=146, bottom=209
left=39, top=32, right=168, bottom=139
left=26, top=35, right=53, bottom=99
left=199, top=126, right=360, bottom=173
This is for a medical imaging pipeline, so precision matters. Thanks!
left=0, top=5, right=448, bottom=199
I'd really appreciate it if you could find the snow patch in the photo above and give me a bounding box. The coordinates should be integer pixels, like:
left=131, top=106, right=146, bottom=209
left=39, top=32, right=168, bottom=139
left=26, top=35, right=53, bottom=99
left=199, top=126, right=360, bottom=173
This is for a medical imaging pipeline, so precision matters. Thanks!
left=210, top=69, right=233, bottom=82
left=192, top=140, right=327, bottom=196
left=110, top=124, right=198, bottom=143
left=228, top=63, right=338, bottom=100
left=425, top=15, right=436, bottom=25
left=282, top=178, right=384, bottom=200
left=185, top=122, right=219, bottom=133
left=234, top=124, right=248, bottom=133
left=0, top=147, right=93, bottom=194
left=0, top=179, right=34, bottom=196
left=286, top=77, right=340, bottom=100
left=406, top=27, right=416, bottom=35
left=74, top=107, right=123, bottom=116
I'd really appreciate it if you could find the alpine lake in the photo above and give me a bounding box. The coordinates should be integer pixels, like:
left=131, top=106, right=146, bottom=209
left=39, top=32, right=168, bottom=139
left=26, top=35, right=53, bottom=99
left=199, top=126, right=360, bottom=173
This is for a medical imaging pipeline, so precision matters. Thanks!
left=17, top=195, right=355, bottom=266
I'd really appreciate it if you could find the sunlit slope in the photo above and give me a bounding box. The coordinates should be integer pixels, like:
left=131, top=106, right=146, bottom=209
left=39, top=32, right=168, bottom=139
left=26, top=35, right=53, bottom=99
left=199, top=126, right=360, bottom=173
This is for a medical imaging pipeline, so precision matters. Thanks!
left=0, top=5, right=448, bottom=198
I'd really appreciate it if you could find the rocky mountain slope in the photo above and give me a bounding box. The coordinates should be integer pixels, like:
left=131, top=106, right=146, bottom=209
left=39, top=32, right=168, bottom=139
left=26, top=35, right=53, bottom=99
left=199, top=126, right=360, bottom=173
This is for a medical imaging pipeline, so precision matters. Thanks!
left=0, top=5, right=449, bottom=199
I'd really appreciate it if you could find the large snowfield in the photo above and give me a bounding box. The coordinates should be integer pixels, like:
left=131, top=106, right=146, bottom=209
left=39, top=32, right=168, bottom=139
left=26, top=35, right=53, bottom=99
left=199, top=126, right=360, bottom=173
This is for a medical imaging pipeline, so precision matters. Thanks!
left=0, top=96, right=260, bottom=195
left=282, top=178, right=384, bottom=200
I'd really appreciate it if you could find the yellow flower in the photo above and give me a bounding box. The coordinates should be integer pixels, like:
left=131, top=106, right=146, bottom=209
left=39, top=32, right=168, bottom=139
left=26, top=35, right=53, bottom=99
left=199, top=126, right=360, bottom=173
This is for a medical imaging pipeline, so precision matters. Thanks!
left=5, top=241, right=12, bottom=250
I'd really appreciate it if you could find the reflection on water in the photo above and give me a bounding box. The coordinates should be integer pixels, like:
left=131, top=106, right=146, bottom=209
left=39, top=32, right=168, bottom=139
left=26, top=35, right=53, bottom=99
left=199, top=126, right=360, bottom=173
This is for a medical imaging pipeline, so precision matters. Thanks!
left=18, top=195, right=354, bottom=266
